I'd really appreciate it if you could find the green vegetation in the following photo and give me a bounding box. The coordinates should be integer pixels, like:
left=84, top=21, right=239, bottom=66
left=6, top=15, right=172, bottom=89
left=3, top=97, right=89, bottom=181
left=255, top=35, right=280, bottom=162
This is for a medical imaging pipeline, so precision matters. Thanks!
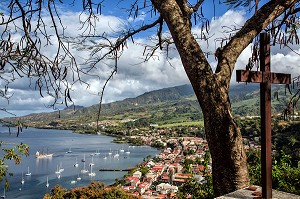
left=0, top=141, right=29, bottom=190
left=238, top=118, right=300, bottom=166
left=177, top=149, right=300, bottom=198
left=43, top=182, right=141, bottom=199
left=177, top=177, right=214, bottom=199
left=158, top=121, right=204, bottom=128
left=248, top=149, right=300, bottom=195
left=178, top=151, right=214, bottom=198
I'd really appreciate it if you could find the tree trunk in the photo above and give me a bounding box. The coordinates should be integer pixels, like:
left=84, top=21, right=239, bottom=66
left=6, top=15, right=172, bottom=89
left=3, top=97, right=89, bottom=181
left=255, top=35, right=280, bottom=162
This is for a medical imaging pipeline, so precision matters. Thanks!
left=196, top=79, right=249, bottom=196
left=151, top=0, right=249, bottom=196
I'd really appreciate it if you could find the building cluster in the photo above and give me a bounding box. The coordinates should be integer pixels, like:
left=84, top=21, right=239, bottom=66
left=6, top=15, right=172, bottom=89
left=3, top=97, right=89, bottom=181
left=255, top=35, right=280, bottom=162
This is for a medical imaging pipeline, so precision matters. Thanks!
left=120, top=137, right=212, bottom=198
left=115, top=126, right=263, bottom=199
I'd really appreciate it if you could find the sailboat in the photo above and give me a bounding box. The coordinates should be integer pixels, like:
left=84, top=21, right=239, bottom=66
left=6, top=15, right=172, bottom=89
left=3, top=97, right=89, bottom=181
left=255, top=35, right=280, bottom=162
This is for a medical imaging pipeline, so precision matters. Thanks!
left=73, top=158, right=79, bottom=167
left=81, top=154, right=86, bottom=162
left=88, top=164, right=96, bottom=176
left=81, top=162, right=89, bottom=174
left=77, top=173, right=81, bottom=181
left=94, top=149, right=100, bottom=156
left=46, top=176, right=49, bottom=188
left=125, top=147, right=130, bottom=154
left=108, top=148, right=112, bottom=155
left=66, top=147, right=72, bottom=153
left=21, top=172, right=25, bottom=184
left=59, top=162, right=64, bottom=173
left=89, top=156, right=95, bottom=167
left=1, top=188, right=5, bottom=198
left=55, top=165, right=61, bottom=174
left=103, top=153, right=107, bottom=160
left=25, top=167, right=31, bottom=176
left=119, top=147, right=124, bottom=153
left=113, top=151, right=119, bottom=159
left=35, top=148, right=53, bottom=158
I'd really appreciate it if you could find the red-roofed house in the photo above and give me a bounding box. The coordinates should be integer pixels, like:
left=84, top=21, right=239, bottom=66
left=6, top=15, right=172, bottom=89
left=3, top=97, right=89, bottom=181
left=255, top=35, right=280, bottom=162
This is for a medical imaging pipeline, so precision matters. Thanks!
left=137, top=182, right=150, bottom=194
left=152, top=166, right=164, bottom=175
left=161, top=174, right=169, bottom=183
left=143, top=189, right=153, bottom=197
left=125, top=176, right=140, bottom=187
left=123, top=185, right=136, bottom=193
left=194, top=165, right=205, bottom=173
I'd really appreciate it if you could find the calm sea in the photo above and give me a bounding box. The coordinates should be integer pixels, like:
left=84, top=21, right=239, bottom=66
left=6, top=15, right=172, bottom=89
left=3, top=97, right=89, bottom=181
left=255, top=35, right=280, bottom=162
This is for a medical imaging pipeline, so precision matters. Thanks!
left=0, top=126, right=159, bottom=198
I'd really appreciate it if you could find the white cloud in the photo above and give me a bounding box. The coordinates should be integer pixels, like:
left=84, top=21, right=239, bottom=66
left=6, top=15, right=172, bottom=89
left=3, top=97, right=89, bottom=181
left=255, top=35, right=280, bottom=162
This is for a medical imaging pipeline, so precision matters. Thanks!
left=1, top=8, right=300, bottom=117
left=193, top=10, right=246, bottom=55
left=271, top=50, right=300, bottom=76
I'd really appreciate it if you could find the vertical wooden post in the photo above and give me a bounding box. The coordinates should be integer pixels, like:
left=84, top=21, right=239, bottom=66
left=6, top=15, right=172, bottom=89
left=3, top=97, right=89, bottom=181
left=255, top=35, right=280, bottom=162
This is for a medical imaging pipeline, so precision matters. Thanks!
left=260, top=33, right=272, bottom=199
left=236, top=33, right=291, bottom=199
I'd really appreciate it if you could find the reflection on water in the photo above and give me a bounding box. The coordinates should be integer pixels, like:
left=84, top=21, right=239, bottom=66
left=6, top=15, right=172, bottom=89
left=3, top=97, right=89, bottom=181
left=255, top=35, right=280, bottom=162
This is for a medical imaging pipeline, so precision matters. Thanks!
left=0, top=127, right=158, bottom=198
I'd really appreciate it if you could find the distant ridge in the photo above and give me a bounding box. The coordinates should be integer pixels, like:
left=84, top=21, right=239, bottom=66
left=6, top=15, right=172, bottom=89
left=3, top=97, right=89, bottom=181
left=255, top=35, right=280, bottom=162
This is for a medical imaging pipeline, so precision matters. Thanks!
left=63, top=105, right=85, bottom=110
left=113, top=84, right=194, bottom=104
left=4, top=83, right=291, bottom=127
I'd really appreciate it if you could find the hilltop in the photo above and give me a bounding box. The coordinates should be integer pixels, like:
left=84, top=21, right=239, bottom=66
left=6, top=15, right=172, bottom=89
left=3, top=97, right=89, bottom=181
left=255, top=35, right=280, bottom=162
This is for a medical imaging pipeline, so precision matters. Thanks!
left=2, top=83, right=293, bottom=130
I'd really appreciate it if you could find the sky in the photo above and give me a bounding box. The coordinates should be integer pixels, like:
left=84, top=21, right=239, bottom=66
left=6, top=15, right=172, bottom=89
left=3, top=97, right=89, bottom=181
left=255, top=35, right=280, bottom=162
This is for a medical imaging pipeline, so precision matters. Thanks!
left=0, top=0, right=300, bottom=118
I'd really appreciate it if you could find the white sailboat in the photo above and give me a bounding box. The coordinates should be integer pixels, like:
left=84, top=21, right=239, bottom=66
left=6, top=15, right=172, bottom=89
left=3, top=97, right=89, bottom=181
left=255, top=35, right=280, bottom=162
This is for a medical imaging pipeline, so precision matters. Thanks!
left=125, top=147, right=130, bottom=154
left=55, top=165, right=61, bottom=174
left=94, top=149, right=100, bottom=156
left=73, top=158, right=79, bottom=167
left=21, top=172, right=25, bottom=184
left=77, top=173, right=81, bottom=181
left=81, top=162, right=89, bottom=174
left=1, top=188, right=5, bottom=198
left=113, top=151, right=119, bottom=159
left=66, top=147, right=72, bottom=153
left=88, top=164, right=96, bottom=177
left=46, top=176, right=49, bottom=188
left=108, top=148, right=112, bottom=155
left=35, top=148, right=53, bottom=158
left=70, top=180, right=76, bottom=184
left=89, top=156, right=95, bottom=167
left=59, top=162, right=64, bottom=173
left=103, top=153, right=107, bottom=159
left=25, top=166, right=31, bottom=176
left=120, top=147, right=124, bottom=153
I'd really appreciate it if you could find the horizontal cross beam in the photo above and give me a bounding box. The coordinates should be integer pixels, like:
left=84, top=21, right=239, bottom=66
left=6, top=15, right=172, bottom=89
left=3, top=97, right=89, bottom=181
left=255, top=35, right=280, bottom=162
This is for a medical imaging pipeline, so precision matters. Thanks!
left=236, top=70, right=291, bottom=84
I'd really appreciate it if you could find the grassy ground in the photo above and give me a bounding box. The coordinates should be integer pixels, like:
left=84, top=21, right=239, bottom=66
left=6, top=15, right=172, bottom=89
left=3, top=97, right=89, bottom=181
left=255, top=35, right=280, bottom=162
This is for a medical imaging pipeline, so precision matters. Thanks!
left=158, top=121, right=204, bottom=128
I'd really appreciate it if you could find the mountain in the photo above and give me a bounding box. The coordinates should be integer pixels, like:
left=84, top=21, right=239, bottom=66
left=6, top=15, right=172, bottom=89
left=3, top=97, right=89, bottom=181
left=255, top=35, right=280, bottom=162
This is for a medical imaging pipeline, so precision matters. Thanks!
left=63, top=105, right=84, bottom=110
left=2, top=83, right=292, bottom=129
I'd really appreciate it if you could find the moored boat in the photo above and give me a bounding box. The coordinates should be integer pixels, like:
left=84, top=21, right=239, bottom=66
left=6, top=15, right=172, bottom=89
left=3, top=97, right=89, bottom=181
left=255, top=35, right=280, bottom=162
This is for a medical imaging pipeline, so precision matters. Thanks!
left=66, top=147, right=72, bottom=153
left=25, top=167, right=31, bottom=176
left=46, top=176, right=49, bottom=187
left=21, top=172, right=25, bottom=184
left=35, top=150, right=53, bottom=158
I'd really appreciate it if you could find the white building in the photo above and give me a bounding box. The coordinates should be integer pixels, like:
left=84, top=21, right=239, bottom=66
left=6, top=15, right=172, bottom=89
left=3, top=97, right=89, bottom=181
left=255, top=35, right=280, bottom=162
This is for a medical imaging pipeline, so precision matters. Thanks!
left=156, top=183, right=178, bottom=194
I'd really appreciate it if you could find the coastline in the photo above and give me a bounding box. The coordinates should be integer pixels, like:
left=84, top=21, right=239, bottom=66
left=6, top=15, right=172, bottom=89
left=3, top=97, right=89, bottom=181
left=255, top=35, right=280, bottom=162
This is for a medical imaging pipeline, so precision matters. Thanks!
left=0, top=127, right=160, bottom=198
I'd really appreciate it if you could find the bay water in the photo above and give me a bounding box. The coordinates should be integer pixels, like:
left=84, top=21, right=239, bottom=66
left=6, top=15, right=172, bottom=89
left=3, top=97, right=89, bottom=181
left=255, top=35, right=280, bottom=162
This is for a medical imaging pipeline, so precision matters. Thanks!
left=0, top=127, right=159, bottom=198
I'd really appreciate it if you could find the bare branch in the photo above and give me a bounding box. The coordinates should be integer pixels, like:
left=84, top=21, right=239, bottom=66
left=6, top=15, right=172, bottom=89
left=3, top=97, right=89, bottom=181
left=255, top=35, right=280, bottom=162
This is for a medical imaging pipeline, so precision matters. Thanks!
left=83, top=15, right=163, bottom=70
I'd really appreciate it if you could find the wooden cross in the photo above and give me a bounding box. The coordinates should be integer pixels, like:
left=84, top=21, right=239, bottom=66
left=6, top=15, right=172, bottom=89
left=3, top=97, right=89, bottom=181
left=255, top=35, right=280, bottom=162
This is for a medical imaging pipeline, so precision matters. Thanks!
left=236, top=33, right=291, bottom=199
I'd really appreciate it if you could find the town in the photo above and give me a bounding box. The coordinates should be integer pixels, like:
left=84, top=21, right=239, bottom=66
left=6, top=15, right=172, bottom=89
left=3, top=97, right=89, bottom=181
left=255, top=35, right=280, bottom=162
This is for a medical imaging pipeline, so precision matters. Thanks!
left=103, top=125, right=261, bottom=199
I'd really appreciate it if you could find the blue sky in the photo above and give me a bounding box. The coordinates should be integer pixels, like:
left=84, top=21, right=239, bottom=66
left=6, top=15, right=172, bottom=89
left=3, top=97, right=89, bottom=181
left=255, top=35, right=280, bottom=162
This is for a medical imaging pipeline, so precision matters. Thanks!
left=0, top=0, right=299, bottom=118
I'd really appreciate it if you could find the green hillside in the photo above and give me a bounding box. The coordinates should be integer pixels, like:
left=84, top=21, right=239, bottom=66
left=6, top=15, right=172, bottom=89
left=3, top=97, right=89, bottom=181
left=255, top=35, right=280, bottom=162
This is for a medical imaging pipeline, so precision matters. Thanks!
left=2, top=83, right=295, bottom=130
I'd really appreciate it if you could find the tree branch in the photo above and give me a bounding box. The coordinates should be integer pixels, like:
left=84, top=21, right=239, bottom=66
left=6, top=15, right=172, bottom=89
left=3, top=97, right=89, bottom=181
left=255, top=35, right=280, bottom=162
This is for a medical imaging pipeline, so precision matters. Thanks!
left=86, top=15, right=163, bottom=69
left=216, top=0, right=297, bottom=83
left=191, top=0, right=205, bottom=13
